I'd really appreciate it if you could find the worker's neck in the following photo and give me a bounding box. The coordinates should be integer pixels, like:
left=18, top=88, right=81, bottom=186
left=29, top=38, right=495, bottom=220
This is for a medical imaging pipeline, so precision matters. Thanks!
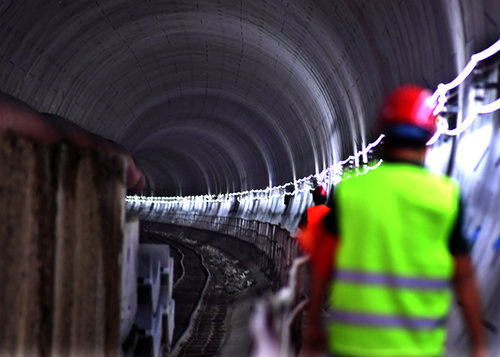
left=382, top=146, right=426, bottom=166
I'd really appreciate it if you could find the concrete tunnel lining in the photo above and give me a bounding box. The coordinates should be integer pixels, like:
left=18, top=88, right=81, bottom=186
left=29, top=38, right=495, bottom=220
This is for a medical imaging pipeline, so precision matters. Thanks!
left=2, top=1, right=498, bottom=196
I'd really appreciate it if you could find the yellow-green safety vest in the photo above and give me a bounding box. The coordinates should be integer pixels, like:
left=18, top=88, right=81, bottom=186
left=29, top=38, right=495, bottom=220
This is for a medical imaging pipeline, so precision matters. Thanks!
left=328, top=162, right=460, bottom=357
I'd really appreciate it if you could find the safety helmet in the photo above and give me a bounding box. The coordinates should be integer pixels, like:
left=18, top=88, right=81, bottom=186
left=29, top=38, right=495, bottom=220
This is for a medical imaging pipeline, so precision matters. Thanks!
left=378, top=84, right=438, bottom=142
left=313, top=186, right=327, bottom=197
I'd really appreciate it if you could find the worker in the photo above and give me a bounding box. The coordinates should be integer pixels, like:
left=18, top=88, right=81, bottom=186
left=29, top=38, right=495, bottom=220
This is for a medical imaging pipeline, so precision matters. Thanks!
left=302, top=84, right=487, bottom=357
left=296, top=185, right=330, bottom=255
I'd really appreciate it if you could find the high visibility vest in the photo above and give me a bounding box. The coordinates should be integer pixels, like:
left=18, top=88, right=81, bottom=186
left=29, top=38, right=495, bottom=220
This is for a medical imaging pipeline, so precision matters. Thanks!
left=327, top=162, right=460, bottom=357
left=297, top=205, right=330, bottom=254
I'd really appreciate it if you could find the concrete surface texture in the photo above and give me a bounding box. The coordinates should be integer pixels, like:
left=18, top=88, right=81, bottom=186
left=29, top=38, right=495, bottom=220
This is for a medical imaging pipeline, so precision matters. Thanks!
left=0, top=131, right=126, bottom=356
left=0, top=1, right=497, bottom=196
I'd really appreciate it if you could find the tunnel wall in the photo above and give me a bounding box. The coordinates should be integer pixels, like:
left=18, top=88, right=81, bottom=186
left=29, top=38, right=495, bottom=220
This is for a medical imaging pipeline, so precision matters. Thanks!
left=0, top=131, right=126, bottom=356
left=126, top=137, right=383, bottom=233
left=127, top=189, right=311, bottom=233
left=426, top=70, right=500, bottom=353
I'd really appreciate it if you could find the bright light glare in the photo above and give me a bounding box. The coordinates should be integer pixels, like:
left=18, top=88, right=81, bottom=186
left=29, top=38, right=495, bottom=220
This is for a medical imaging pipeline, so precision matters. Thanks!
left=454, top=124, right=492, bottom=175
left=427, top=38, right=500, bottom=145
left=428, top=97, right=500, bottom=145
left=431, top=39, right=500, bottom=114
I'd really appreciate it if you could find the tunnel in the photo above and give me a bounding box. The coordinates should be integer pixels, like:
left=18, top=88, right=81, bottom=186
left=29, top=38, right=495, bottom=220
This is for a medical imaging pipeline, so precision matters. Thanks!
left=0, top=1, right=499, bottom=356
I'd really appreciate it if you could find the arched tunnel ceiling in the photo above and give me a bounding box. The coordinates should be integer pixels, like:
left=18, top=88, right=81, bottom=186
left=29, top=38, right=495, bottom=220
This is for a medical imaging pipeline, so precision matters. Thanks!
left=0, top=1, right=498, bottom=196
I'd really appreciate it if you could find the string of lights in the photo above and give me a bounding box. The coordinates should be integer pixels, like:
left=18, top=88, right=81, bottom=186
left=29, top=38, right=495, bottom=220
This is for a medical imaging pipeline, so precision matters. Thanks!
left=127, top=39, right=500, bottom=205
left=126, top=143, right=384, bottom=205
left=427, top=38, right=500, bottom=145
left=427, top=96, right=500, bottom=145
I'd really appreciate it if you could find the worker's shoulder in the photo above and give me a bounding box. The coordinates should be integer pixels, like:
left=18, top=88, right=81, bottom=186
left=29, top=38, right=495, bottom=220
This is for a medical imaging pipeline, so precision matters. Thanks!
left=339, top=161, right=459, bottom=193
left=308, top=204, right=331, bottom=214
left=412, top=165, right=460, bottom=192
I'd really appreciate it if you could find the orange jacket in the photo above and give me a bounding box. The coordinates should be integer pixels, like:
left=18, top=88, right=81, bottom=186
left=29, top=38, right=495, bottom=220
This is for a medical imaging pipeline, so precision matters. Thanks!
left=297, top=205, right=331, bottom=254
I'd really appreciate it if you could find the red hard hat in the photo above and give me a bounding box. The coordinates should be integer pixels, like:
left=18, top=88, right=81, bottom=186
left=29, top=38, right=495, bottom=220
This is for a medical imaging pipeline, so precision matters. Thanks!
left=378, top=84, right=438, bottom=140
left=313, top=186, right=327, bottom=197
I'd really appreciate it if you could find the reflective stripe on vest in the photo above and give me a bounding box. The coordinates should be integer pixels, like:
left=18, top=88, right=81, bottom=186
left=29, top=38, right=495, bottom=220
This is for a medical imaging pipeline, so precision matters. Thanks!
left=327, top=309, right=448, bottom=329
left=335, top=269, right=451, bottom=290
left=328, top=162, right=459, bottom=357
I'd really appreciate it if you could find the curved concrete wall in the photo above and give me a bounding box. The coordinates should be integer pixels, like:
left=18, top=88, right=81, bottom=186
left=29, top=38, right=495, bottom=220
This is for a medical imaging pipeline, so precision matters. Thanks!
left=0, top=1, right=498, bottom=196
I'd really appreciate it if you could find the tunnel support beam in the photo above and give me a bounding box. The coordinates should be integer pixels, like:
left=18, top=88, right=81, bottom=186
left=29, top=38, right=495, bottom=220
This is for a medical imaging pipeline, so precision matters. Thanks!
left=0, top=131, right=126, bottom=356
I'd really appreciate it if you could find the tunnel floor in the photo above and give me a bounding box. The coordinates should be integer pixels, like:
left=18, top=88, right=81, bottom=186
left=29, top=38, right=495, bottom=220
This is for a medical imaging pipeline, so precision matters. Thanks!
left=141, top=221, right=272, bottom=356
